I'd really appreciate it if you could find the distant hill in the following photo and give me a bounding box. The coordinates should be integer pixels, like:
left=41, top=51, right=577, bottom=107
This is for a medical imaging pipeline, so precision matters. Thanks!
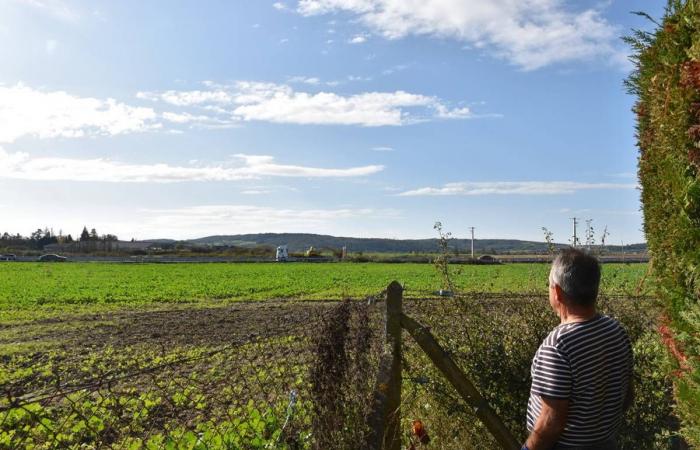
left=140, top=239, right=177, bottom=245
left=185, top=233, right=647, bottom=254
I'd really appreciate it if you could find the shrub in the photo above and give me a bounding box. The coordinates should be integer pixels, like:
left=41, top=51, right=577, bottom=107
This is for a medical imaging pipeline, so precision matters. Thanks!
left=626, top=1, right=700, bottom=443
left=403, top=293, right=675, bottom=449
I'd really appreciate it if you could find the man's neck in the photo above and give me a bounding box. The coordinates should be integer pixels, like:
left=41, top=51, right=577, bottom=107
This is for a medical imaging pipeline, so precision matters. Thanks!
left=559, top=307, right=597, bottom=325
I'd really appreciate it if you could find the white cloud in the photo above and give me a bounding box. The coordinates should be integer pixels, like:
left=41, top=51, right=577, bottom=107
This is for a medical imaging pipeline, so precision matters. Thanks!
left=137, top=89, right=232, bottom=106
left=0, top=148, right=384, bottom=183
left=609, top=172, right=636, bottom=179
left=0, top=80, right=487, bottom=145
left=371, top=146, right=394, bottom=152
left=558, top=207, right=641, bottom=216
left=272, top=2, right=288, bottom=10
left=45, top=39, right=58, bottom=54
left=287, top=76, right=321, bottom=85
left=11, top=0, right=79, bottom=21
left=0, top=84, right=159, bottom=143
left=399, top=181, right=638, bottom=196
left=138, top=204, right=401, bottom=236
left=137, top=81, right=483, bottom=126
left=0, top=203, right=402, bottom=239
left=161, top=111, right=238, bottom=128
left=232, top=82, right=437, bottom=126
left=347, top=75, right=372, bottom=82
left=349, top=34, right=367, bottom=44
left=294, top=0, right=623, bottom=70
left=381, top=63, right=412, bottom=76
left=161, top=111, right=199, bottom=124
left=433, top=104, right=471, bottom=119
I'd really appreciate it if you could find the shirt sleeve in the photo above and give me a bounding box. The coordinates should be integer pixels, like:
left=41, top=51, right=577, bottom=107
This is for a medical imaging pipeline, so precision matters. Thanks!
left=531, top=344, right=572, bottom=400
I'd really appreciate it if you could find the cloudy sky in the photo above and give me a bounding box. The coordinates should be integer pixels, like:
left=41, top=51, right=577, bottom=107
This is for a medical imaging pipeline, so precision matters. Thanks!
left=0, top=0, right=662, bottom=242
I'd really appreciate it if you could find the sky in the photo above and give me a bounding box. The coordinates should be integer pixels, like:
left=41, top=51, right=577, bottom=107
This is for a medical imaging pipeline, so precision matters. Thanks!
left=0, top=0, right=666, bottom=243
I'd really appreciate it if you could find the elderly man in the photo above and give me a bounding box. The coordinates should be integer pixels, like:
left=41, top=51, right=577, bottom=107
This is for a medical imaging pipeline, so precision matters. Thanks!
left=522, top=248, right=634, bottom=450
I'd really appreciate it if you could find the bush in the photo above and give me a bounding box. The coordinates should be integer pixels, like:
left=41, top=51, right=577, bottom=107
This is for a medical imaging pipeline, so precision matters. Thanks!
left=402, top=293, right=675, bottom=449
left=626, top=1, right=700, bottom=443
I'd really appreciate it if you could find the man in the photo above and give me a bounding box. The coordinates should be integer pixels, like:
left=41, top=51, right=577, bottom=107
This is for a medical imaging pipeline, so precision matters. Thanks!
left=522, top=248, right=634, bottom=450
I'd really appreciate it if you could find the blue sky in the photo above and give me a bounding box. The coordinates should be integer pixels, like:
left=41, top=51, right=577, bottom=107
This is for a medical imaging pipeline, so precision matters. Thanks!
left=0, top=0, right=665, bottom=243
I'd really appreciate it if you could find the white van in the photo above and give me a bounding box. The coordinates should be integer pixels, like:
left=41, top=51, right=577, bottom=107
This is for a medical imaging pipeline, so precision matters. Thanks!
left=276, top=245, right=289, bottom=262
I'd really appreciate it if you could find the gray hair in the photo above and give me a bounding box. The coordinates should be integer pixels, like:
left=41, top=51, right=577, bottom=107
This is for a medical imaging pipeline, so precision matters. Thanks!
left=550, top=248, right=601, bottom=306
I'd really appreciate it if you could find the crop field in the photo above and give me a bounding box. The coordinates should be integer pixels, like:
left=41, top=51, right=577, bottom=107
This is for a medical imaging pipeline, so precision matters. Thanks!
left=1, top=299, right=362, bottom=449
left=0, top=262, right=648, bottom=315
left=0, top=262, right=671, bottom=449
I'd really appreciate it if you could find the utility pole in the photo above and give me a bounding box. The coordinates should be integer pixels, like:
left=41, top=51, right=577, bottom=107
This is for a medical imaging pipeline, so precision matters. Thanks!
left=570, top=217, right=578, bottom=247
left=469, top=227, right=475, bottom=259
left=585, top=219, right=593, bottom=251
left=621, top=240, right=625, bottom=263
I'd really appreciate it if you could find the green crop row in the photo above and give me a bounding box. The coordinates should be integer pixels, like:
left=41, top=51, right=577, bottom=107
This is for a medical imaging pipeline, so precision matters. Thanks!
left=1, top=336, right=316, bottom=449
left=0, top=262, right=649, bottom=314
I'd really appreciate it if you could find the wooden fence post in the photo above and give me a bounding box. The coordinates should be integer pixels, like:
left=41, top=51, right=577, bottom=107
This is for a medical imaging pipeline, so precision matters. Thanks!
left=385, top=280, right=403, bottom=450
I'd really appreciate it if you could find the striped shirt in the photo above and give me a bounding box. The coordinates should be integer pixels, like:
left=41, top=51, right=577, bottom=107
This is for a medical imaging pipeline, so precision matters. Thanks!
left=526, top=314, right=633, bottom=447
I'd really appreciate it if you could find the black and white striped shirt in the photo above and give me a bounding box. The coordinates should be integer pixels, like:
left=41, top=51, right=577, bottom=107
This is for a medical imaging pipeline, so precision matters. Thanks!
left=526, top=314, right=633, bottom=446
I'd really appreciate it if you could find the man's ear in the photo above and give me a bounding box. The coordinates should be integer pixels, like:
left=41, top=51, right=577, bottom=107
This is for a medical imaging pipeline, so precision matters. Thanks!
left=553, top=283, right=566, bottom=306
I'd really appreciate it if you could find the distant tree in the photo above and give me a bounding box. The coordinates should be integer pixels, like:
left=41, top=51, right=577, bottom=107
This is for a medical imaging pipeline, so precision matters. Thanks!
left=80, top=227, right=90, bottom=241
left=35, top=227, right=57, bottom=249
left=65, top=234, right=74, bottom=243
left=30, top=228, right=43, bottom=241
left=89, top=228, right=98, bottom=241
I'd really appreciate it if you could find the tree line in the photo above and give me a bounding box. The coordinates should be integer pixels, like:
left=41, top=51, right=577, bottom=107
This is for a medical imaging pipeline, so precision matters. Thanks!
left=0, top=227, right=119, bottom=250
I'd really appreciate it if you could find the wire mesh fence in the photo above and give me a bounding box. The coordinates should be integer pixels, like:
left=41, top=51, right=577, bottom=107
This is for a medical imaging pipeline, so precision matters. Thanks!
left=398, top=294, right=553, bottom=449
left=1, top=288, right=675, bottom=450
left=395, top=292, right=674, bottom=450
left=1, top=299, right=384, bottom=449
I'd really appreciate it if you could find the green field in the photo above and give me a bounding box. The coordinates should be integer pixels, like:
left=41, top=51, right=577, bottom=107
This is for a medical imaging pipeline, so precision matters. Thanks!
left=1, top=262, right=670, bottom=449
left=0, top=262, right=649, bottom=312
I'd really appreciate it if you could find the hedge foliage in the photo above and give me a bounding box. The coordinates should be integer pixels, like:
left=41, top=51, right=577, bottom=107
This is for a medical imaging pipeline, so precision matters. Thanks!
left=626, top=1, right=700, bottom=444
left=403, top=294, right=675, bottom=449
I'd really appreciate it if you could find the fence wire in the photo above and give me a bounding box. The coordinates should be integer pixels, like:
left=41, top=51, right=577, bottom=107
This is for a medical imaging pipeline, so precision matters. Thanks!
left=2, top=290, right=670, bottom=450
left=395, top=293, right=671, bottom=450
left=1, top=299, right=383, bottom=449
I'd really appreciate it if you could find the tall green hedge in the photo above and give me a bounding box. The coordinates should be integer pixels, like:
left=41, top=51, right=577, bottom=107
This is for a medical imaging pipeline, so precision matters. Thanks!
left=627, top=1, right=700, bottom=444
